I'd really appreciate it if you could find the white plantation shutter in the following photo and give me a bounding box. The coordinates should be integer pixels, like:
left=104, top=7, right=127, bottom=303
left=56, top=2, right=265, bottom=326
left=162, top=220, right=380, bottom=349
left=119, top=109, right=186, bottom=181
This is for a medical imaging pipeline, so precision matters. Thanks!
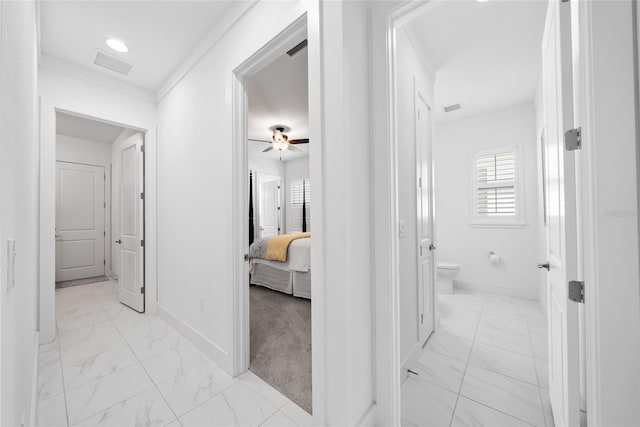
left=288, top=179, right=311, bottom=233
left=473, top=149, right=520, bottom=220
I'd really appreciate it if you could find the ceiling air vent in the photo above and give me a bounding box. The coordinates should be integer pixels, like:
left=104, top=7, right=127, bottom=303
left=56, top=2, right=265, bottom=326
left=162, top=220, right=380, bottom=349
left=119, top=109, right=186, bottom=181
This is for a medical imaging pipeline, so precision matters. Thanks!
left=443, top=103, right=462, bottom=113
left=93, top=51, right=133, bottom=75
left=287, top=39, right=308, bottom=57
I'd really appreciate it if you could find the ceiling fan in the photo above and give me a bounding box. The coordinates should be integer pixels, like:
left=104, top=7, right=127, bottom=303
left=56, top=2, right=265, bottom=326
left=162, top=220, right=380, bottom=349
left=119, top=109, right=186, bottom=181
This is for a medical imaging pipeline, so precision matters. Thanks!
left=251, top=126, right=309, bottom=153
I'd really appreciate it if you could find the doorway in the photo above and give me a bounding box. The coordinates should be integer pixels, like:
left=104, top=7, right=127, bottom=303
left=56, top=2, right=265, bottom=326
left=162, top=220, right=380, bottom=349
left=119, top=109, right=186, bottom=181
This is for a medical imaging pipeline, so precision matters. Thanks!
left=231, top=15, right=316, bottom=417
left=372, top=1, right=582, bottom=425
left=54, top=112, right=146, bottom=313
left=245, top=33, right=312, bottom=414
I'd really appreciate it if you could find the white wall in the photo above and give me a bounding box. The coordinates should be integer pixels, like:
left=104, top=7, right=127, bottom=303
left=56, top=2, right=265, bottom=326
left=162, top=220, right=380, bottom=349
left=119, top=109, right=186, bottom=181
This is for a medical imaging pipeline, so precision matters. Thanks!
left=39, top=63, right=157, bottom=344
left=396, top=29, right=436, bottom=370
left=56, top=134, right=114, bottom=277
left=284, top=156, right=309, bottom=233
left=434, top=104, right=540, bottom=299
left=156, top=0, right=375, bottom=423
left=0, top=1, right=40, bottom=425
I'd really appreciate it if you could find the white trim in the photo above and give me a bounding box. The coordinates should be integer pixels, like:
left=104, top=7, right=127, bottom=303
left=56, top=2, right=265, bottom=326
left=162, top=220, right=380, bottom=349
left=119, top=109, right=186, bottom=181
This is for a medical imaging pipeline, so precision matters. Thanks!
left=39, top=54, right=155, bottom=103
left=156, top=1, right=258, bottom=102
left=39, top=106, right=158, bottom=344
left=29, top=332, right=39, bottom=427
left=371, top=2, right=440, bottom=424
left=231, top=9, right=329, bottom=424
left=156, top=304, right=229, bottom=370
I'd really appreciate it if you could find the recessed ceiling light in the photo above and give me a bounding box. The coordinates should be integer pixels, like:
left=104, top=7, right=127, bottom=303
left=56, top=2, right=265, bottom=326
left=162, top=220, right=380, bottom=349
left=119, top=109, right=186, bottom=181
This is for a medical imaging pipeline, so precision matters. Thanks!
left=106, top=38, right=128, bottom=53
left=477, top=0, right=489, bottom=2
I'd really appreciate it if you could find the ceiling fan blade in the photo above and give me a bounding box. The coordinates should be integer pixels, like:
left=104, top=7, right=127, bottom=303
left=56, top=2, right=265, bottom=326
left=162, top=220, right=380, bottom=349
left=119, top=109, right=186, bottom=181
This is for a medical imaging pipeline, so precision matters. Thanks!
left=287, top=145, right=302, bottom=152
left=249, top=139, right=272, bottom=144
left=289, top=138, right=309, bottom=145
left=262, top=146, right=274, bottom=152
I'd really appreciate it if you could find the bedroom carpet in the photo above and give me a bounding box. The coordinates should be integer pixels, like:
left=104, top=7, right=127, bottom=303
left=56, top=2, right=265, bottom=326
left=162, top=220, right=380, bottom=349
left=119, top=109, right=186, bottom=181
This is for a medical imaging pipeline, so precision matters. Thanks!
left=55, top=275, right=110, bottom=289
left=250, top=286, right=312, bottom=414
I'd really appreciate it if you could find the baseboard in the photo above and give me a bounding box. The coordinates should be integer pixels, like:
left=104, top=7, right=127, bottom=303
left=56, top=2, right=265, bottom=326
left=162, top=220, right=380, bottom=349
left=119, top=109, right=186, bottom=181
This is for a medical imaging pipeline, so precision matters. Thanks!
left=454, top=280, right=538, bottom=300
left=356, top=403, right=377, bottom=426
left=29, top=331, right=39, bottom=427
left=156, top=304, right=231, bottom=374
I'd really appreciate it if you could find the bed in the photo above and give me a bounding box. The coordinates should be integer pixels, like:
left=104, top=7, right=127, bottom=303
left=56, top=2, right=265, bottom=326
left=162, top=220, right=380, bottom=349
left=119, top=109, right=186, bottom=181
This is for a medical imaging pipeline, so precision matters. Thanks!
left=249, top=235, right=311, bottom=299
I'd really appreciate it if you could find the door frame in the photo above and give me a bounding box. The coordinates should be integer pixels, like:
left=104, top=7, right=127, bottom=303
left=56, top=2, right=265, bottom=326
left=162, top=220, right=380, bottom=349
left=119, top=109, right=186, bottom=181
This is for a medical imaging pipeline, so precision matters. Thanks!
left=231, top=12, right=327, bottom=423
left=372, top=0, right=640, bottom=425
left=39, top=106, right=155, bottom=343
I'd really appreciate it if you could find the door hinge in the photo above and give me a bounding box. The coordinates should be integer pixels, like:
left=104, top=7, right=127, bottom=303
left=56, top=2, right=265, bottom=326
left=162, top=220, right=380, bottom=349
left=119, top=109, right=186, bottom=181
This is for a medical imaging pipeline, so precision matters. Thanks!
left=244, top=254, right=249, bottom=261
left=140, top=240, right=145, bottom=247
left=568, top=280, right=585, bottom=303
left=141, top=145, right=145, bottom=153
left=104, top=173, right=107, bottom=180
left=103, top=259, right=106, bottom=265
left=564, top=127, right=582, bottom=151
left=421, top=313, right=424, bottom=324
left=418, top=177, right=422, bottom=188
left=140, top=192, right=145, bottom=200
left=140, top=286, right=145, bottom=294
left=104, top=231, right=106, bottom=237
left=104, top=202, right=106, bottom=208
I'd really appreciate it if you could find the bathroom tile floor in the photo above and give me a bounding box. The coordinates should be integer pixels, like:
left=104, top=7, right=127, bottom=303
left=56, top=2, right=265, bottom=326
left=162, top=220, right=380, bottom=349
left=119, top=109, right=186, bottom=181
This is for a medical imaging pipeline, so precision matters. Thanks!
left=402, top=289, right=554, bottom=427
left=36, top=279, right=312, bottom=427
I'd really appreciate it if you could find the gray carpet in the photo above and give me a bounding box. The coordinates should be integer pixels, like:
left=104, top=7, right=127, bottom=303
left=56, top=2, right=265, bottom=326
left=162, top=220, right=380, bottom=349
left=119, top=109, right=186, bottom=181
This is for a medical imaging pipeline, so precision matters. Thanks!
left=55, top=275, right=110, bottom=289
left=250, top=286, right=312, bottom=414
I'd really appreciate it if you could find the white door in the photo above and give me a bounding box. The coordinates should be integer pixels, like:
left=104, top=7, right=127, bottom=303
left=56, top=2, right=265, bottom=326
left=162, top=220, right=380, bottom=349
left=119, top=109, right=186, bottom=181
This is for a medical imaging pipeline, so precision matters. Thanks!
left=416, top=94, right=435, bottom=343
left=541, top=1, right=580, bottom=425
left=115, top=133, right=144, bottom=312
left=55, top=162, right=105, bottom=281
left=259, top=177, right=281, bottom=238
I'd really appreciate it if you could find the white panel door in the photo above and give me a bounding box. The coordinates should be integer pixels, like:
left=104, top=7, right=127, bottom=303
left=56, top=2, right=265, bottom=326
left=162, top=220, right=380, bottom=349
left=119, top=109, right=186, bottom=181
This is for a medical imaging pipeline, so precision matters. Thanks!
left=541, top=1, right=580, bottom=425
left=55, top=162, right=105, bottom=281
left=259, top=178, right=281, bottom=238
left=416, top=94, right=435, bottom=343
left=116, top=133, right=144, bottom=312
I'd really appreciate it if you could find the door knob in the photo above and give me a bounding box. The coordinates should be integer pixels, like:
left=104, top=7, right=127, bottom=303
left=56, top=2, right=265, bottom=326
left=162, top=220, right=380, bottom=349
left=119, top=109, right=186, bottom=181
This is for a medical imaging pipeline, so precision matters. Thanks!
left=537, top=262, right=550, bottom=271
left=428, top=243, right=436, bottom=251
left=115, top=239, right=122, bottom=244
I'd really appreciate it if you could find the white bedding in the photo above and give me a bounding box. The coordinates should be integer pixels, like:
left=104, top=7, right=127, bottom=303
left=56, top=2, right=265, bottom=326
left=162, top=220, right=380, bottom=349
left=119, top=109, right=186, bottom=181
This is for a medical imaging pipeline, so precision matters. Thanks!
left=249, top=237, right=311, bottom=273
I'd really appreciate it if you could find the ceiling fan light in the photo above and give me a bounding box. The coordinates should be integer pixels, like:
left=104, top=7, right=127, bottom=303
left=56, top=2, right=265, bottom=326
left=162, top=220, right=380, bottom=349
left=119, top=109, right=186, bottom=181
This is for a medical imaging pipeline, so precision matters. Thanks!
left=273, top=140, right=288, bottom=151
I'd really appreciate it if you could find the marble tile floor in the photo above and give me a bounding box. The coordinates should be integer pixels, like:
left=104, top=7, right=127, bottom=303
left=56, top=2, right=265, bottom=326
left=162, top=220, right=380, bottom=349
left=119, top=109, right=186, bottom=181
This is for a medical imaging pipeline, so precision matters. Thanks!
left=402, top=289, right=554, bottom=427
left=36, top=279, right=313, bottom=427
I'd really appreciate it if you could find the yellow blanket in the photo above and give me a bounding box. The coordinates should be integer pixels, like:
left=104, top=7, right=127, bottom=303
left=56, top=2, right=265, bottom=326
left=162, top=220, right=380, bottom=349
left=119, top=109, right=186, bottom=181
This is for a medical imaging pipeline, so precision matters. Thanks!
left=265, top=232, right=310, bottom=262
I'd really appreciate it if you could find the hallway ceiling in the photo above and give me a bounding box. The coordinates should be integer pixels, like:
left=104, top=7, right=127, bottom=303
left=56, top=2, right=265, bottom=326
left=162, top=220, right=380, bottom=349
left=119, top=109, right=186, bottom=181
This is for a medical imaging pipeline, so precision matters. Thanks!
left=56, top=112, right=126, bottom=144
left=247, top=45, right=309, bottom=162
left=40, top=1, right=239, bottom=90
left=406, top=1, right=547, bottom=122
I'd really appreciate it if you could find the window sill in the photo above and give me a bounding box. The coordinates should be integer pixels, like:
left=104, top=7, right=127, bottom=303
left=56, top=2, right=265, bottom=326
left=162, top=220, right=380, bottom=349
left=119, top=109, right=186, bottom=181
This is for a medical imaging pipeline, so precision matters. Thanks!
left=469, top=221, right=527, bottom=229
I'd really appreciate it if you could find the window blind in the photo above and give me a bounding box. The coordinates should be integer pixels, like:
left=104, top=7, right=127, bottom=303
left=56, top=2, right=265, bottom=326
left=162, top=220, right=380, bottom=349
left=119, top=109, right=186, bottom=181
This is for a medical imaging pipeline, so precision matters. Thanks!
left=289, top=179, right=311, bottom=233
left=474, top=150, right=517, bottom=217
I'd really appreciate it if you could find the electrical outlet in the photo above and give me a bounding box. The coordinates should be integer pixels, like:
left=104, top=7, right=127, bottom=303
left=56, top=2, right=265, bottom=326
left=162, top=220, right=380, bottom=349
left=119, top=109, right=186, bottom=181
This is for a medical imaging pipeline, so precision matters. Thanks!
left=398, top=221, right=406, bottom=239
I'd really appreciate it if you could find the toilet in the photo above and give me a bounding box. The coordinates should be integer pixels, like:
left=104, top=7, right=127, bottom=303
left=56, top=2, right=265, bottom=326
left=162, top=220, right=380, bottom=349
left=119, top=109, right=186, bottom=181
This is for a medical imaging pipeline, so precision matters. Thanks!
left=436, top=262, right=460, bottom=294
